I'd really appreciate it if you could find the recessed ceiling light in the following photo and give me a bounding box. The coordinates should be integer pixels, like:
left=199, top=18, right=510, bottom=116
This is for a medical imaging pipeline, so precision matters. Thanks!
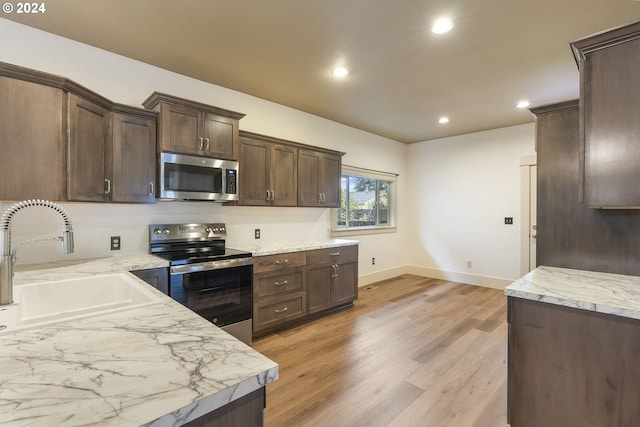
left=432, top=18, right=454, bottom=34
left=438, top=117, right=450, bottom=124
left=331, top=67, right=349, bottom=78
left=516, top=100, right=531, bottom=109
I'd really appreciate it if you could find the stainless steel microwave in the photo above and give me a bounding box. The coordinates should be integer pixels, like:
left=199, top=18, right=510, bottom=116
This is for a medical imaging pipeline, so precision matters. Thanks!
left=158, top=152, right=239, bottom=201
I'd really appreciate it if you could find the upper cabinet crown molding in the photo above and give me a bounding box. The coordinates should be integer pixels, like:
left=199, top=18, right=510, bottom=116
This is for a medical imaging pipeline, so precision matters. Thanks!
left=0, top=61, right=112, bottom=109
left=571, top=21, right=640, bottom=60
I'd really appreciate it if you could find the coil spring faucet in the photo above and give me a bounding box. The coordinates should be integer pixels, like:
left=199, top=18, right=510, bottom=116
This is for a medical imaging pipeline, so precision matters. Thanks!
left=0, top=199, right=74, bottom=305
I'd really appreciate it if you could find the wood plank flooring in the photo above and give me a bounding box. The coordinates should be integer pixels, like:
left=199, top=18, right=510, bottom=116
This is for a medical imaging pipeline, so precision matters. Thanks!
left=252, top=274, right=509, bottom=427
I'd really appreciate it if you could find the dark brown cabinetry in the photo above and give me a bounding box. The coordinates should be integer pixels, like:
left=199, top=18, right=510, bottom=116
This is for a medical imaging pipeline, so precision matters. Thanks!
left=306, top=246, right=358, bottom=313
left=0, top=70, right=66, bottom=201
left=253, top=244, right=358, bottom=338
left=131, top=267, right=169, bottom=294
left=143, top=92, right=245, bottom=160
left=238, top=131, right=297, bottom=206
left=110, top=107, right=157, bottom=203
left=571, top=22, right=640, bottom=207
left=298, top=149, right=341, bottom=207
left=67, top=93, right=110, bottom=202
left=253, top=252, right=307, bottom=333
left=0, top=61, right=157, bottom=204
left=508, top=297, right=640, bottom=426
left=67, top=94, right=157, bottom=203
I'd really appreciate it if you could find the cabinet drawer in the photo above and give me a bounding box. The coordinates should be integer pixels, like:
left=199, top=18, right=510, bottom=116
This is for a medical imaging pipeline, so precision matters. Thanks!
left=306, top=245, right=358, bottom=264
left=254, top=292, right=306, bottom=331
left=255, top=269, right=304, bottom=298
left=254, top=251, right=306, bottom=273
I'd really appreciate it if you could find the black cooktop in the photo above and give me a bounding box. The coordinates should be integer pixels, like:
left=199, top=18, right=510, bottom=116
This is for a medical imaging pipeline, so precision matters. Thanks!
left=154, top=246, right=253, bottom=266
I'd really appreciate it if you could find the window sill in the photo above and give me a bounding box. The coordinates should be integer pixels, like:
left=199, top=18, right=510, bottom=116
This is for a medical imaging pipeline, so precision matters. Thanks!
left=330, top=226, right=397, bottom=237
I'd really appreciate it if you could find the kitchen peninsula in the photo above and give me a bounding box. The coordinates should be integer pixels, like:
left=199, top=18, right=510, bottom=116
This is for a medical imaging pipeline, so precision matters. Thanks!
left=0, top=255, right=279, bottom=427
left=505, top=266, right=640, bottom=427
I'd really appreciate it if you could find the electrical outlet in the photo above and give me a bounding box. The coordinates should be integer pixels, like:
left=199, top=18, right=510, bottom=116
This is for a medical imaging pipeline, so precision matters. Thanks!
left=467, top=261, right=472, bottom=268
left=505, top=217, right=514, bottom=225
left=254, top=228, right=261, bottom=239
left=110, top=236, right=121, bottom=251
left=372, top=257, right=376, bottom=265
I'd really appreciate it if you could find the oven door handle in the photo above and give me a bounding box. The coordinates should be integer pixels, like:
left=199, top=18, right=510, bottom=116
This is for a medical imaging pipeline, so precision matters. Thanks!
left=170, top=257, right=254, bottom=275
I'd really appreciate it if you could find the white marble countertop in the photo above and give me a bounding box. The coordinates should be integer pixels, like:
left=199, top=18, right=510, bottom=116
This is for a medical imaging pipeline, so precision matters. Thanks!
left=505, top=265, right=640, bottom=320
left=233, top=238, right=359, bottom=257
left=1, top=254, right=279, bottom=426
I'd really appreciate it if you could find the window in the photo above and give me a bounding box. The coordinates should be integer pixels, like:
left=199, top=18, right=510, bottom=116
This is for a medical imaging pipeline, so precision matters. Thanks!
left=332, top=165, right=397, bottom=236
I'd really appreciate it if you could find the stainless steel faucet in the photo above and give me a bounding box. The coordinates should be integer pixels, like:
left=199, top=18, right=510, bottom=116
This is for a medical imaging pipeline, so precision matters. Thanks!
left=0, top=200, right=74, bottom=305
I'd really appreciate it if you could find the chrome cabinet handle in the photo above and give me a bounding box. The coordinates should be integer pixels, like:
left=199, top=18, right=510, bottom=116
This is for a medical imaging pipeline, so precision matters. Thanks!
left=274, top=306, right=288, bottom=314
left=149, top=182, right=154, bottom=195
left=274, top=280, right=288, bottom=286
left=104, top=179, right=111, bottom=195
left=204, top=137, right=210, bottom=150
left=198, top=137, right=204, bottom=149
left=330, top=252, right=340, bottom=256
left=275, top=259, right=289, bottom=265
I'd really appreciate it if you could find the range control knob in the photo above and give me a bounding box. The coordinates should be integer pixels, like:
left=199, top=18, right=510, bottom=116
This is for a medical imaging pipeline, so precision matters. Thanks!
left=219, top=226, right=226, bottom=233
left=162, top=228, right=170, bottom=235
left=153, top=228, right=162, bottom=235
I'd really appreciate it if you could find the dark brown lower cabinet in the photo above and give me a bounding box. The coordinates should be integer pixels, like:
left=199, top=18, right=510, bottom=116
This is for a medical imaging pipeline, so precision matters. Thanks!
left=183, top=387, right=265, bottom=427
left=508, top=297, right=640, bottom=427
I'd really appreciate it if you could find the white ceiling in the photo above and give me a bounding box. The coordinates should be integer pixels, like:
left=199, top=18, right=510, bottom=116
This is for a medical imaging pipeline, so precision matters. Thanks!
left=5, top=0, right=640, bottom=143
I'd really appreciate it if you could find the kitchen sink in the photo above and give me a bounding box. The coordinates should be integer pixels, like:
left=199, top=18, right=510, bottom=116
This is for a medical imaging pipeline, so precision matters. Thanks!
left=0, top=273, right=164, bottom=333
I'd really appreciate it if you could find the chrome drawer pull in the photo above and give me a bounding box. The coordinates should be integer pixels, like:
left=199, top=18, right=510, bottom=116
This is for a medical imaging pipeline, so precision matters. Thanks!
left=274, top=306, right=288, bottom=313
left=330, top=252, right=340, bottom=256
left=275, top=259, right=289, bottom=265
left=274, top=280, right=288, bottom=286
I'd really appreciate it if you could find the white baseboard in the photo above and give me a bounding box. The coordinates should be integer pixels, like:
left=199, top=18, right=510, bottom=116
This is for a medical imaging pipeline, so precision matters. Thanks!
left=359, top=265, right=515, bottom=290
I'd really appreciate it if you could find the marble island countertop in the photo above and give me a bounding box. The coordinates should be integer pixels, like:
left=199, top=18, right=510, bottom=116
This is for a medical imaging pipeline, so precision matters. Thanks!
left=1, top=254, right=279, bottom=426
left=233, top=238, right=359, bottom=256
left=505, top=265, right=640, bottom=320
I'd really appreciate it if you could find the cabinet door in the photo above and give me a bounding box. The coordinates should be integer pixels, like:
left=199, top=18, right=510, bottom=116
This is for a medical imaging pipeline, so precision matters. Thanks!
left=0, top=76, right=65, bottom=201
left=238, top=137, right=270, bottom=205
left=270, top=143, right=297, bottom=206
left=112, top=113, right=157, bottom=203
left=307, top=264, right=332, bottom=313
left=203, top=113, right=237, bottom=160
left=333, top=261, right=357, bottom=305
left=320, top=153, right=341, bottom=207
left=68, top=93, right=110, bottom=202
left=298, top=149, right=342, bottom=207
left=160, top=103, right=201, bottom=155
left=298, top=150, right=321, bottom=206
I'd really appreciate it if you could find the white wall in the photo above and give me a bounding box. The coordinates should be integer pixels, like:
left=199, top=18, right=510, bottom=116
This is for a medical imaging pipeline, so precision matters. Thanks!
left=406, top=123, right=535, bottom=288
left=0, top=18, right=408, bottom=278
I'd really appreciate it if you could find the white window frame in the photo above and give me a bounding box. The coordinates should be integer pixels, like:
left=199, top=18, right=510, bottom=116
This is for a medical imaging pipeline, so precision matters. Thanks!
left=331, top=165, right=398, bottom=237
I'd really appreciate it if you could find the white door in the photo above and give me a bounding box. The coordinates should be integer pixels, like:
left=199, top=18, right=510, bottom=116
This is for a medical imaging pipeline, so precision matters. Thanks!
left=520, top=155, right=537, bottom=275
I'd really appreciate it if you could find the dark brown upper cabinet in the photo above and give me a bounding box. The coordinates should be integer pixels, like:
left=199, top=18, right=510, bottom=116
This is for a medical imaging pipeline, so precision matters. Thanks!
left=298, top=149, right=342, bottom=208
left=143, top=92, right=245, bottom=161
left=0, top=61, right=158, bottom=204
left=0, top=67, right=66, bottom=201
left=238, top=131, right=297, bottom=206
left=67, top=95, right=158, bottom=203
left=571, top=21, right=640, bottom=208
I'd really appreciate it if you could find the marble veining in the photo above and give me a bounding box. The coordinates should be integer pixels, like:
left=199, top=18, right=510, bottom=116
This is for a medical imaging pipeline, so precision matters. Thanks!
left=1, top=255, right=279, bottom=426
left=505, top=266, right=640, bottom=320
left=234, top=238, right=359, bottom=256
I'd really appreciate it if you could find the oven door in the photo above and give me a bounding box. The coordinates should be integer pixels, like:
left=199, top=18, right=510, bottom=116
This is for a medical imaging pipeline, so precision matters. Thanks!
left=169, top=258, right=252, bottom=327
left=159, top=152, right=238, bottom=201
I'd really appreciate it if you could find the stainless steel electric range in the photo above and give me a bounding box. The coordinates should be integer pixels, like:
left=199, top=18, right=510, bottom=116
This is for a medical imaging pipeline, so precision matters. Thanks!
left=149, top=223, right=253, bottom=345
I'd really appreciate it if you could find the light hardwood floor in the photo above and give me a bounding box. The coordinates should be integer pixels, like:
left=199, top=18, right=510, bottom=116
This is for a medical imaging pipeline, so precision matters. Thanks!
left=252, top=274, right=509, bottom=427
